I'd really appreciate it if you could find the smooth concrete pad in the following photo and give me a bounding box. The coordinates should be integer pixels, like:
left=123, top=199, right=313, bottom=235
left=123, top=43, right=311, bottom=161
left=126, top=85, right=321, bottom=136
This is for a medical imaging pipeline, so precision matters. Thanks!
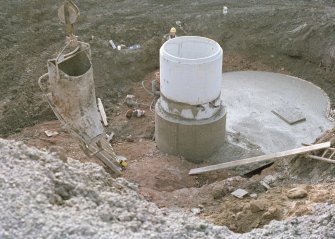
left=221, top=71, right=334, bottom=154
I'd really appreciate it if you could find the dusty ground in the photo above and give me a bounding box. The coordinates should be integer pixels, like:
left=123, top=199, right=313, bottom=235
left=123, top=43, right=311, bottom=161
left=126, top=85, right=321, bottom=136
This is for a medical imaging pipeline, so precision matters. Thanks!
left=1, top=0, right=335, bottom=136
left=9, top=75, right=335, bottom=233
left=2, top=0, right=335, bottom=234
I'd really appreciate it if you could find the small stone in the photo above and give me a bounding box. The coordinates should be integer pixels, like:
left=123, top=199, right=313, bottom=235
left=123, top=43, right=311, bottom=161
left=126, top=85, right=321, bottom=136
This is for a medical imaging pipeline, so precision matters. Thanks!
left=212, top=185, right=226, bottom=199
left=191, top=208, right=201, bottom=215
left=250, top=193, right=258, bottom=198
left=260, top=181, right=270, bottom=190
left=250, top=200, right=267, bottom=213
left=126, top=135, right=134, bottom=142
left=287, top=187, right=308, bottom=199
left=262, top=175, right=276, bottom=185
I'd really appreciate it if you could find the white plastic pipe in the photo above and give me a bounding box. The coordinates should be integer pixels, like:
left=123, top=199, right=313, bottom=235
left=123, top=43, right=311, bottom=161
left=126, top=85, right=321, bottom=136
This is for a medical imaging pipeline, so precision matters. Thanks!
left=160, top=36, right=223, bottom=105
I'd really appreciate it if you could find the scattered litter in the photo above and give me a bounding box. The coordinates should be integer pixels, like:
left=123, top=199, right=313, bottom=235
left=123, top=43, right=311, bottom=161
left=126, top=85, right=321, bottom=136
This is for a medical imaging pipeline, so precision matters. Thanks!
left=115, top=155, right=128, bottom=168
left=288, top=23, right=307, bottom=34
left=107, top=132, right=115, bottom=143
left=272, top=106, right=306, bottom=125
left=97, top=98, right=108, bottom=126
left=231, top=188, right=248, bottom=199
left=109, top=40, right=116, bottom=49
left=175, top=20, right=187, bottom=34
left=191, top=208, right=201, bottom=215
left=223, top=6, right=228, bottom=15
left=126, top=135, right=134, bottom=142
left=287, top=187, right=308, bottom=199
left=44, top=130, right=59, bottom=137
left=250, top=193, right=258, bottom=198
left=126, top=109, right=145, bottom=119
left=126, top=109, right=133, bottom=119
left=125, top=94, right=138, bottom=108
left=134, top=109, right=145, bottom=117
left=117, top=44, right=127, bottom=50
left=128, top=44, right=141, bottom=51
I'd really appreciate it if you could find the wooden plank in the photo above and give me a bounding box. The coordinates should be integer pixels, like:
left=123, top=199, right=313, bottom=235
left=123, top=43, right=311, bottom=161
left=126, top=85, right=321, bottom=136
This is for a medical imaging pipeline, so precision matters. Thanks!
left=189, top=142, right=331, bottom=175
left=97, top=98, right=108, bottom=126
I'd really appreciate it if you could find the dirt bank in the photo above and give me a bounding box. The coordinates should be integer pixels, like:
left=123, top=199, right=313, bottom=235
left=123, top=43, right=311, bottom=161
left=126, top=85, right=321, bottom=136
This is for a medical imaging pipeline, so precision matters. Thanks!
left=1, top=0, right=334, bottom=136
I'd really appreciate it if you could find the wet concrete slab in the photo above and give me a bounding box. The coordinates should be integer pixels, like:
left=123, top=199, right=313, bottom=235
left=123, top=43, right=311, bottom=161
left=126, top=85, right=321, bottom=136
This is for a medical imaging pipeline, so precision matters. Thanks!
left=221, top=71, right=334, bottom=154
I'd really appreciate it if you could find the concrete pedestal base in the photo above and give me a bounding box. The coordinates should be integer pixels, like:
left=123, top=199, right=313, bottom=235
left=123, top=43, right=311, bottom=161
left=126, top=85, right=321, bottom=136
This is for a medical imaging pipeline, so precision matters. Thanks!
left=155, top=102, right=227, bottom=163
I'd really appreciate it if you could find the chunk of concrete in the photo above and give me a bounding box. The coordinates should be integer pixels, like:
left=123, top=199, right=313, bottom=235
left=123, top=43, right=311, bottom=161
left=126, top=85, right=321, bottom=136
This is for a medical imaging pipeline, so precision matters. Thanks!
left=272, top=106, right=306, bottom=125
left=287, top=187, right=308, bottom=199
left=231, top=188, right=248, bottom=199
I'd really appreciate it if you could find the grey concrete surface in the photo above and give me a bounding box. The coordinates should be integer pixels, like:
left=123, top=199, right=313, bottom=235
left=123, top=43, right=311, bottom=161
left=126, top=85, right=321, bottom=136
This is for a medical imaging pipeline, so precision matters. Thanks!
left=155, top=100, right=226, bottom=163
left=221, top=71, right=334, bottom=154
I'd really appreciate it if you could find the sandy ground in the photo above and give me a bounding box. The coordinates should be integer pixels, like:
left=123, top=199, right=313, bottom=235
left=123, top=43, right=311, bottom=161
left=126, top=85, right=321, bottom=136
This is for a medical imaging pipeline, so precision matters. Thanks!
left=9, top=77, right=335, bottom=233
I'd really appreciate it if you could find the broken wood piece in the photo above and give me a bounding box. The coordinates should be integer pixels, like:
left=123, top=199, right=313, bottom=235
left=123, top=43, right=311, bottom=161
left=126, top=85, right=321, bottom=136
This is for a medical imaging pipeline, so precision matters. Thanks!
left=306, top=154, right=335, bottom=164
left=97, top=98, right=108, bottom=126
left=271, top=106, right=306, bottom=125
left=189, top=142, right=331, bottom=175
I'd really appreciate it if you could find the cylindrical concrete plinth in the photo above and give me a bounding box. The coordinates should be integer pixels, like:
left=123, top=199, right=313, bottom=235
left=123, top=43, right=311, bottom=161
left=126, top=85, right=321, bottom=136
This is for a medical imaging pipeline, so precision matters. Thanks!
left=156, top=36, right=226, bottom=163
left=155, top=99, right=226, bottom=163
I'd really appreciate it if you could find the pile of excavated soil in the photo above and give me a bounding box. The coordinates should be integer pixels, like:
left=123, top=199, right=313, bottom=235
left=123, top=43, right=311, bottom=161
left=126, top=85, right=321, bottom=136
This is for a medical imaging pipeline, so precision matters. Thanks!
left=1, top=138, right=335, bottom=239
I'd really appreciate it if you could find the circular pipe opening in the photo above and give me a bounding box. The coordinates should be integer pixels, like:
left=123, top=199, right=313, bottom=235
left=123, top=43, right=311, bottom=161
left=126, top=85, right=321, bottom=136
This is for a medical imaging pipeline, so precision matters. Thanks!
left=161, top=36, right=222, bottom=64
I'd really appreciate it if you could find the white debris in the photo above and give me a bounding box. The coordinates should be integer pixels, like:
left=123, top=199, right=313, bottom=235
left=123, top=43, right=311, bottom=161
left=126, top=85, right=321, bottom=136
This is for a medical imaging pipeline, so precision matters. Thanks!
left=231, top=188, right=249, bottom=199
left=260, top=181, right=271, bottom=190
left=191, top=208, right=201, bottom=215
left=107, top=132, right=115, bottom=143
left=250, top=193, right=258, bottom=198
left=134, top=109, right=145, bottom=118
left=109, top=40, right=116, bottom=49
left=288, top=23, right=307, bottom=34
left=125, top=94, right=138, bottom=108
left=44, top=130, right=59, bottom=137
left=97, top=98, right=108, bottom=126
left=223, top=6, right=228, bottom=15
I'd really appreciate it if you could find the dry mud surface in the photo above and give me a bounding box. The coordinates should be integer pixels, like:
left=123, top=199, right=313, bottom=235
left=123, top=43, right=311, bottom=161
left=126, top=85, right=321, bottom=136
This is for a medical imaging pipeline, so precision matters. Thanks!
left=1, top=0, right=335, bottom=136
left=1, top=138, right=335, bottom=239
left=7, top=81, right=335, bottom=234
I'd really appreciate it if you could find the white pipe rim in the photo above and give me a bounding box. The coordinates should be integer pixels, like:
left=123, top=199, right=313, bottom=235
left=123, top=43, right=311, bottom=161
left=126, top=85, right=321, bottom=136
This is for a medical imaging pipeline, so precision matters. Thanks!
left=160, top=36, right=222, bottom=64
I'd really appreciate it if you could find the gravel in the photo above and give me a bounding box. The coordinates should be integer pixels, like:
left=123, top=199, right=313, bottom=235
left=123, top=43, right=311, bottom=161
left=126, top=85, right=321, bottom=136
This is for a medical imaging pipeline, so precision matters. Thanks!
left=1, top=138, right=335, bottom=239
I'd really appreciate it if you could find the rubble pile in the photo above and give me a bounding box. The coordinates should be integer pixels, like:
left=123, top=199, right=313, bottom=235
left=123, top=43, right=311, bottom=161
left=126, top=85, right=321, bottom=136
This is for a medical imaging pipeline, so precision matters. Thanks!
left=0, top=139, right=334, bottom=239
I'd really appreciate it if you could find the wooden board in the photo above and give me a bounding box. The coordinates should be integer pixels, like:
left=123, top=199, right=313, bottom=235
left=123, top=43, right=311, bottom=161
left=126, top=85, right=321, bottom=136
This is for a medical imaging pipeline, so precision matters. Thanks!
left=272, top=106, right=306, bottom=125
left=189, top=142, right=331, bottom=175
